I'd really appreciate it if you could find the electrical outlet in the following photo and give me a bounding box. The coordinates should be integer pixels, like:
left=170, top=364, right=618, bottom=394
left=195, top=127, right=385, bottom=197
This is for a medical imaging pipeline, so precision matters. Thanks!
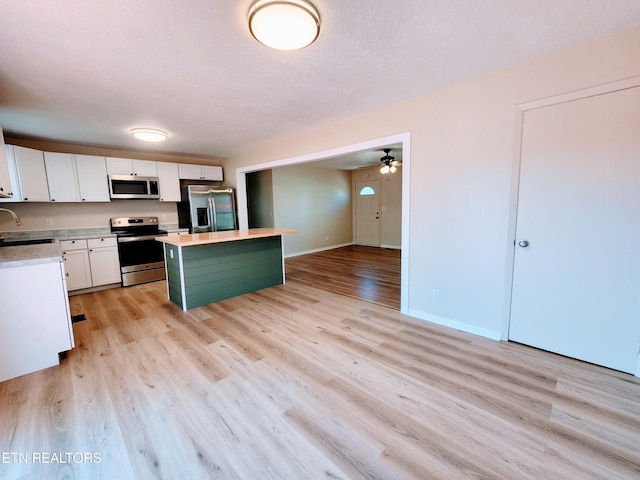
left=432, top=289, right=440, bottom=300
left=45, top=217, right=53, bottom=226
left=162, top=214, right=167, bottom=221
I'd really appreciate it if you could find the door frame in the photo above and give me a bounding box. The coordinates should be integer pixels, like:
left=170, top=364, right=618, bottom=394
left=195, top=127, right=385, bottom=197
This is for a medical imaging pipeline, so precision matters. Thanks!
left=503, top=76, right=640, bottom=376
left=235, top=132, right=411, bottom=315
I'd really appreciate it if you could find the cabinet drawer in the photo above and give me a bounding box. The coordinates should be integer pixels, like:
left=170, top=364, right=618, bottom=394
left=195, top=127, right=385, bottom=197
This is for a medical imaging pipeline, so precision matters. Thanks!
left=87, top=237, right=117, bottom=249
left=59, top=239, right=87, bottom=251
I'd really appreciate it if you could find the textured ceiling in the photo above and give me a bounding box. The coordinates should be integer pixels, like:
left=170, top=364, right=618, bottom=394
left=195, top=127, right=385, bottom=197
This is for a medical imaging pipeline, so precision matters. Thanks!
left=1, top=0, right=639, bottom=159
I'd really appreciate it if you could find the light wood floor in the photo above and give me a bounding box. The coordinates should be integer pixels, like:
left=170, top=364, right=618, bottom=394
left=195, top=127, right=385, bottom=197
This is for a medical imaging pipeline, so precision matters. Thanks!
left=285, top=245, right=401, bottom=310
left=1, top=251, right=639, bottom=478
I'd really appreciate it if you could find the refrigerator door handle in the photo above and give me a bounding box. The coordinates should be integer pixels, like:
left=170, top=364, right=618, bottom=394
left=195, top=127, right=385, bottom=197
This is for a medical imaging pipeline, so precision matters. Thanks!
left=209, top=197, right=218, bottom=231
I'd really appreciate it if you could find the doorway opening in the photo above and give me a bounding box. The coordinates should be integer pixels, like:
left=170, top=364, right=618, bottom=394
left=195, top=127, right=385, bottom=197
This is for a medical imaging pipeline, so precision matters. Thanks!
left=235, top=132, right=411, bottom=314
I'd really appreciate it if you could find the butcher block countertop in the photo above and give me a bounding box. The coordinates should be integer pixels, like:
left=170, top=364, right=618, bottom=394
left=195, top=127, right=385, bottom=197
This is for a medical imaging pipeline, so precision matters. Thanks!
left=156, top=228, right=299, bottom=247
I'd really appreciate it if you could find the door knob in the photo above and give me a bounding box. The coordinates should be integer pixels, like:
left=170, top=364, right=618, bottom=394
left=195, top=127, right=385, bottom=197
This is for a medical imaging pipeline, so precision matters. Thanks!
left=518, top=240, right=529, bottom=247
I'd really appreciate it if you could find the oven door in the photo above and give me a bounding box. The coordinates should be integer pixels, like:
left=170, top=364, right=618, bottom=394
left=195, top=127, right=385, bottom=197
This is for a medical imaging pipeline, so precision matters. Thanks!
left=117, top=234, right=166, bottom=286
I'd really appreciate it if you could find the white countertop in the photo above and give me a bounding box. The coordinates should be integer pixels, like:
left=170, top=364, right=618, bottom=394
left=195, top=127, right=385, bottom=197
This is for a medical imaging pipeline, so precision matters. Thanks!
left=0, top=244, right=62, bottom=269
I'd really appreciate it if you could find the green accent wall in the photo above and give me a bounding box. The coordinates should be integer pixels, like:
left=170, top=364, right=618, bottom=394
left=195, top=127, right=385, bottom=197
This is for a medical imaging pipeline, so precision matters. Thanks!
left=164, top=243, right=184, bottom=309
left=164, top=236, right=284, bottom=310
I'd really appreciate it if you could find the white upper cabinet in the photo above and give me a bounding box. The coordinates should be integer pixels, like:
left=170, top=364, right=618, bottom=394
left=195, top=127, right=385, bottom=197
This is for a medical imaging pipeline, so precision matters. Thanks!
left=44, top=152, right=80, bottom=202
left=156, top=161, right=181, bottom=202
left=0, top=151, right=12, bottom=199
left=178, top=164, right=223, bottom=181
left=75, top=155, right=110, bottom=202
left=0, top=128, right=12, bottom=199
left=0, top=145, right=20, bottom=202
left=106, top=157, right=157, bottom=176
left=12, top=146, right=50, bottom=202
left=202, top=165, right=223, bottom=181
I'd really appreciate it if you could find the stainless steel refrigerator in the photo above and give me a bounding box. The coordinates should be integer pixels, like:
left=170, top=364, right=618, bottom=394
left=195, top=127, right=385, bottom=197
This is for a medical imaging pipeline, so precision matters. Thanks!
left=184, top=186, right=237, bottom=232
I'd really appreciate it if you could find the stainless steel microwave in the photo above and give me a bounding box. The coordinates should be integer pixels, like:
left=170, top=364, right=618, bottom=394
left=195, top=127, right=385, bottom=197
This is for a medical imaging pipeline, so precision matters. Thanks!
left=108, top=175, right=160, bottom=200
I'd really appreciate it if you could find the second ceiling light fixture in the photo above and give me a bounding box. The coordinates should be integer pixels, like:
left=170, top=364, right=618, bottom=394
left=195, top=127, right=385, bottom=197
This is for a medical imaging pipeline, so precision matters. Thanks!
left=248, top=0, right=321, bottom=50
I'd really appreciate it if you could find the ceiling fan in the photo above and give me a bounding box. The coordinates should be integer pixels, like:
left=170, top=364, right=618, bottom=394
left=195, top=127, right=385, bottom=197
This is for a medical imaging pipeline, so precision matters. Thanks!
left=379, top=148, right=401, bottom=174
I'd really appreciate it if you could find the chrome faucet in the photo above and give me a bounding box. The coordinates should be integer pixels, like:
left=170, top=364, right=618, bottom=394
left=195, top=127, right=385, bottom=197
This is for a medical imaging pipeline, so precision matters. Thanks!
left=0, top=208, right=23, bottom=226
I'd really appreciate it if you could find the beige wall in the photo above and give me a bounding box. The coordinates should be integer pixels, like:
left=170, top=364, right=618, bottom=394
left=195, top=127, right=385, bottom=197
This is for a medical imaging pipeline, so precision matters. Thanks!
left=352, top=165, right=402, bottom=248
left=222, top=25, right=640, bottom=339
left=272, top=164, right=352, bottom=255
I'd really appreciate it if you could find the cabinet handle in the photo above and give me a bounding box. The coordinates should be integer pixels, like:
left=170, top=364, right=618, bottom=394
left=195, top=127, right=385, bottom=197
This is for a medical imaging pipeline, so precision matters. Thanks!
left=24, top=197, right=28, bottom=201
left=51, top=199, right=56, bottom=201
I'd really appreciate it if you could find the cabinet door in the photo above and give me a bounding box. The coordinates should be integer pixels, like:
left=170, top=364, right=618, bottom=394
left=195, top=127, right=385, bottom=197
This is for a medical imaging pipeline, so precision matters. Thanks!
left=76, top=155, right=110, bottom=202
left=0, top=146, right=21, bottom=202
left=44, top=152, right=80, bottom=202
left=132, top=159, right=157, bottom=176
left=178, top=164, right=203, bottom=180
left=106, top=157, right=157, bottom=176
left=62, top=248, right=92, bottom=291
left=106, top=157, right=134, bottom=175
left=14, top=146, right=50, bottom=202
left=201, top=165, right=223, bottom=181
left=156, top=162, right=181, bottom=202
left=88, top=246, right=121, bottom=286
left=0, top=128, right=14, bottom=200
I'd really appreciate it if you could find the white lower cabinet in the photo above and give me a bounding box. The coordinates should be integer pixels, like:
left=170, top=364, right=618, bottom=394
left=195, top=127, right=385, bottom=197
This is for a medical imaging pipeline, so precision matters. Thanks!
left=60, top=239, right=92, bottom=290
left=87, top=237, right=121, bottom=286
left=0, top=260, right=74, bottom=382
left=61, top=237, right=121, bottom=291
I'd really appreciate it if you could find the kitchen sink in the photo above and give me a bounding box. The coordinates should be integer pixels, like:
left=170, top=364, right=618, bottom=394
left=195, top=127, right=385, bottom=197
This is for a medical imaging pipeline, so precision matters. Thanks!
left=0, top=238, right=55, bottom=247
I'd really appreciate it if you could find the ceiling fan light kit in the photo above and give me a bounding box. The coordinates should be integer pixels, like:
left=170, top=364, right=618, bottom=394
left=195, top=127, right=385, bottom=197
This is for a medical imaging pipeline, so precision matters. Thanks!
left=248, top=0, right=320, bottom=51
left=379, top=148, right=397, bottom=174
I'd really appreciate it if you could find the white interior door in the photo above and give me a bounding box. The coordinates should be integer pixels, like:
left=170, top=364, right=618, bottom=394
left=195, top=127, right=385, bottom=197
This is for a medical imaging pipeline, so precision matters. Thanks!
left=509, top=86, right=640, bottom=374
left=355, top=180, right=380, bottom=246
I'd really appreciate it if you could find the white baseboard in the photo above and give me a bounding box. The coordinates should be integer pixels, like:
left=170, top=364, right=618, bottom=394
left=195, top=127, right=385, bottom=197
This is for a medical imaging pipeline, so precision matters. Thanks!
left=284, top=242, right=354, bottom=258
left=408, top=309, right=501, bottom=341
left=380, top=244, right=401, bottom=249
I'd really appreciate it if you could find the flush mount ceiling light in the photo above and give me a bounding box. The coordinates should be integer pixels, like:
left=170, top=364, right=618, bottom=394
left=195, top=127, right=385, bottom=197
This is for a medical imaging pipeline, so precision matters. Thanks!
left=131, top=128, right=167, bottom=142
left=248, top=0, right=320, bottom=51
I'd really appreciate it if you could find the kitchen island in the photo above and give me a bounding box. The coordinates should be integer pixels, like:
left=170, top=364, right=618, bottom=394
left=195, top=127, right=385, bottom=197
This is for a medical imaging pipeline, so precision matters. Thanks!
left=156, top=228, right=298, bottom=311
left=0, top=244, right=75, bottom=382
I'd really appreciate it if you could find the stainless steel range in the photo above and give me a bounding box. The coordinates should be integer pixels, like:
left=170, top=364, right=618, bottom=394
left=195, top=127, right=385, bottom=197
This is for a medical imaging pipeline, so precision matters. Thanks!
left=110, top=216, right=167, bottom=286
